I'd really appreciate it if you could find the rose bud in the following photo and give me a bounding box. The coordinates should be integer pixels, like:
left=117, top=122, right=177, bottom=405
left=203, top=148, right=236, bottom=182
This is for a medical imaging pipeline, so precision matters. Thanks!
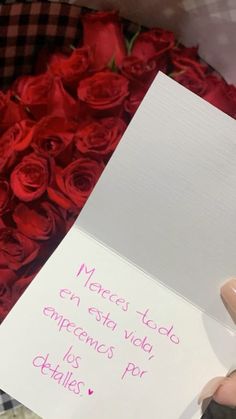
left=131, top=28, right=175, bottom=62
left=82, top=11, right=126, bottom=70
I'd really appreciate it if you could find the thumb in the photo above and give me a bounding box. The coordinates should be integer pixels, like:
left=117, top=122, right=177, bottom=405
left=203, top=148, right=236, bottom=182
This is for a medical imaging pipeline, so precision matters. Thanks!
left=221, top=278, right=236, bottom=319
left=199, top=372, right=236, bottom=409
left=199, top=278, right=236, bottom=409
left=213, top=372, right=236, bottom=407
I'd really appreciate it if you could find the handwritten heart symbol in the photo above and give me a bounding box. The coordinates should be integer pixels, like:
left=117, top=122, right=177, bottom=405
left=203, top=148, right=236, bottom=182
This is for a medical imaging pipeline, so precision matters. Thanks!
left=88, top=389, right=94, bottom=396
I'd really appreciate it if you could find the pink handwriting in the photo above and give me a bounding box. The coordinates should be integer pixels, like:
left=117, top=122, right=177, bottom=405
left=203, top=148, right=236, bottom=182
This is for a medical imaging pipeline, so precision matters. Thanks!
left=59, top=289, right=81, bottom=308
left=121, top=362, right=148, bottom=380
left=88, top=307, right=117, bottom=331
left=136, top=308, right=180, bottom=345
left=124, top=330, right=153, bottom=354
left=76, top=263, right=130, bottom=312
left=32, top=352, right=85, bottom=395
left=77, top=263, right=95, bottom=280
left=63, top=345, right=81, bottom=369
left=43, top=306, right=115, bottom=359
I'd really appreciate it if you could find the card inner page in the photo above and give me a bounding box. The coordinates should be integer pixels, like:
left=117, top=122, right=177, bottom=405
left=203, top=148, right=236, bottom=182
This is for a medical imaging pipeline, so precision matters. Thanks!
left=0, top=226, right=234, bottom=419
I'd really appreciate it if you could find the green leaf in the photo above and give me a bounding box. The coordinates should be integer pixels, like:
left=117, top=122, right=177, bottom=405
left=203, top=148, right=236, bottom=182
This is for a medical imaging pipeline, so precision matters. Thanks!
left=169, top=70, right=185, bottom=78
left=125, top=37, right=130, bottom=52
left=108, top=56, right=117, bottom=72
left=127, top=26, right=141, bottom=55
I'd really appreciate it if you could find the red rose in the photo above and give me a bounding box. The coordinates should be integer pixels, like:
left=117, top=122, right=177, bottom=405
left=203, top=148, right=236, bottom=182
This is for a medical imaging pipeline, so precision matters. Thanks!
left=47, top=77, right=78, bottom=120
left=82, top=11, right=126, bottom=70
left=11, top=119, right=35, bottom=151
left=0, top=120, right=35, bottom=173
left=48, top=158, right=104, bottom=209
left=10, top=153, right=50, bottom=202
left=173, top=69, right=206, bottom=96
left=131, top=28, right=175, bottom=62
left=0, top=270, right=17, bottom=284
left=0, top=91, right=27, bottom=134
left=0, top=120, right=34, bottom=172
left=120, top=56, right=158, bottom=87
left=171, top=49, right=210, bottom=97
left=0, top=218, right=5, bottom=230
left=0, top=180, right=11, bottom=215
left=13, top=74, right=78, bottom=120
left=27, top=116, right=77, bottom=158
left=13, top=201, right=65, bottom=241
left=48, top=47, right=92, bottom=91
left=173, top=69, right=236, bottom=117
left=75, top=117, right=126, bottom=159
left=0, top=269, right=17, bottom=321
left=171, top=45, right=199, bottom=61
left=0, top=228, right=40, bottom=271
left=203, top=76, right=236, bottom=118
left=171, top=51, right=207, bottom=77
left=78, top=71, right=129, bottom=110
left=13, top=73, right=54, bottom=120
left=0, top=132, right=15, bottom=173
left=0, top=297, right=12, bottom=321
left=124, top=88, right=147, bottom=116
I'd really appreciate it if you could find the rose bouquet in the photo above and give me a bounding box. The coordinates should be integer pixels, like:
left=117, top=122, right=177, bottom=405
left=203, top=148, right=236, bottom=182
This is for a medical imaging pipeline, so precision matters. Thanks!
left=0, top=9, right=236, bottom=323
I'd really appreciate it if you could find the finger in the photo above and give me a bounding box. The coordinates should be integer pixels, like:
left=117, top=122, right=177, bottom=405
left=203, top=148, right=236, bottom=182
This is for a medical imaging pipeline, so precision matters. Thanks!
left=221, top=278, right=236, bottom=322
left=213, top=372, right=236, bottom=407
left=198, top=377, right=225, bottom=404
left=221, top=278, right=236, bottom=314
left=199, top=278, right=236, bottom=409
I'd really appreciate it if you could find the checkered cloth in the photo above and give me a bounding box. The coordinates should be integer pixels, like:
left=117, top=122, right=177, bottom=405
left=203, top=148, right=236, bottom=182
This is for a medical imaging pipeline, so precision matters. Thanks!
left=0, top=390, right=20, bottom=414
left=0, top=1, right=82, bottom=89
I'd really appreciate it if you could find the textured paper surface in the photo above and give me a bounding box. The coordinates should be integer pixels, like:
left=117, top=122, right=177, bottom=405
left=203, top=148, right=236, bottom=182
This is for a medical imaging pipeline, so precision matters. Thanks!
left=78, top=72, right=236, bottom=328
left=0, top=228, right=234, bottom=419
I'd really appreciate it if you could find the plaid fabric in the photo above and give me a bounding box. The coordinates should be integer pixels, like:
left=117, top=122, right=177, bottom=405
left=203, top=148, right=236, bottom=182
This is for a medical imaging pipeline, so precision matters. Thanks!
left=0, top=390, right=20, bottom=414
left=0, top=1, right=82, bottom=89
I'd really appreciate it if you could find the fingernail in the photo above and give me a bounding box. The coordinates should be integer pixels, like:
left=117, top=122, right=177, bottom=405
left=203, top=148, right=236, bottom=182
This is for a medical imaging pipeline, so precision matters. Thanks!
left=221, top=278, right=236, bottom=314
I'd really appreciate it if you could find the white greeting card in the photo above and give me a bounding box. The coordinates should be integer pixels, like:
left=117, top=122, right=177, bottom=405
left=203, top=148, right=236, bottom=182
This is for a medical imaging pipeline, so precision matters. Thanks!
left=0, top=73, right=235, bottom=418
left=78, top=72, right=236, bottom=328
